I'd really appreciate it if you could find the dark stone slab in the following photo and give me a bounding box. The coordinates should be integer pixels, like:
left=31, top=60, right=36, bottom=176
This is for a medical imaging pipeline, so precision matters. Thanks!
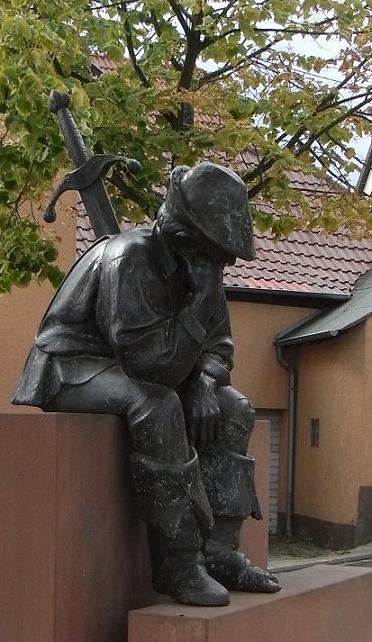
left=356, top=486, right=372, bottom=545
left=278, top=512, right=356, bottom=549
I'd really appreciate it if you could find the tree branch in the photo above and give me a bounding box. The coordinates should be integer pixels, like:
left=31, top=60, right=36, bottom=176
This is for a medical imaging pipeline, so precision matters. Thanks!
left=244, top=92, right=371, bottom=189
left=167, top=0, right=191, bottom=35
left=201, top=28, right=240, bottom=50
left=355, top=112, right=372, bottom=123
left=295, top=95, right=372, bottom=157
left=326, top=132, right=365, bottom=166
left=244, top=62, right=372, bottom=183
left=108, top=169, right=149, bottom=210
left=123, top=8, right=150, bottom=87
left=247, top=174, right=272, bottom=199
left=10, top=159, right=35, bottom=214
left=149, top=9, right=184, bottom=72
left=85, top=0, right=137, bottom=10
left=197, top=35, right=283, bottom=88
left=321, top=89, right=372, bottom=111
left=52, top=55, right=93, bottom=84
left=253, top=27, right=338, bottom=36
left=310, top=145, right=353, bottom=189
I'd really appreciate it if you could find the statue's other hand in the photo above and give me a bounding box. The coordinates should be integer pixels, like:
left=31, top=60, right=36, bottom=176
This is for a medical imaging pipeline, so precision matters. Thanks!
left=186, top=372, right=221, bottom=448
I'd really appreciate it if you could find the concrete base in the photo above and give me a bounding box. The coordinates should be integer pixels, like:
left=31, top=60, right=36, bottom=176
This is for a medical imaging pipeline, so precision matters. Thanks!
left=0, top=413, right=269, bottom=642
left=128, top=564, right=372, bottom=642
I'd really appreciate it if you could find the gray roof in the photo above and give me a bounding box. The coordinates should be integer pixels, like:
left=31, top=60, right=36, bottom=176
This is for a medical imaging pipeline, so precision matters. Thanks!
left=275, top=269, right=372, bottom=346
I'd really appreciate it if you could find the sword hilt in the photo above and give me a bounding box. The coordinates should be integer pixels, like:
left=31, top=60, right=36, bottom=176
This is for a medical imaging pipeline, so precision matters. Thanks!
left=43, top=154, right=141, bottom=225
left=48, top=90, right=88, bottom=168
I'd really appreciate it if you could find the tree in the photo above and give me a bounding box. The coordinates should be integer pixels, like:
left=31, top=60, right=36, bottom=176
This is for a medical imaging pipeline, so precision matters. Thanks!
left=0, top=0, right=371, bottom=292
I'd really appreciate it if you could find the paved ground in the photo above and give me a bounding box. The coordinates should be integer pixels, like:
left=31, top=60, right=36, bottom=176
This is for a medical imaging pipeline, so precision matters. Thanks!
left=268, top=540, right=372, bottom=573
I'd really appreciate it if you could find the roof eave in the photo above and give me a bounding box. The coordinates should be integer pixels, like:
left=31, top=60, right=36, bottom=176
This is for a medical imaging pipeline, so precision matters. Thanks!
left=224, top=285, right=349, bottom=307
left=276, top=311, right=372, bottom=347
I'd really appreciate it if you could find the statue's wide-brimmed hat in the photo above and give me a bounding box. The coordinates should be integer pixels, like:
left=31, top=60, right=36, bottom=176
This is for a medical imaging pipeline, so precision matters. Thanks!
left=160, top=162, right=255, bottom=261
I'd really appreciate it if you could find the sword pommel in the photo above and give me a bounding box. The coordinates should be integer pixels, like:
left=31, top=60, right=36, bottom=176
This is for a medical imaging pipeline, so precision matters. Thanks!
left=48, top=90, right=70, bottom=114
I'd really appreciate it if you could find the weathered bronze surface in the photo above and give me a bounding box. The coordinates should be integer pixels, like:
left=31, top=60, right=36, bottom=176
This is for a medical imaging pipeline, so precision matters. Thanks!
left=13, top=97, right=280, bottom=605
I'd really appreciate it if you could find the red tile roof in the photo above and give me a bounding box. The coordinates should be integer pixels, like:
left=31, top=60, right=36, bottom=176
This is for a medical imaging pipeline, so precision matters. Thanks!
left=91, top=54, right=117, bottom=73
left=76, top=207, right=372, bottom=297
left=224, top=229, right=372, bottom=296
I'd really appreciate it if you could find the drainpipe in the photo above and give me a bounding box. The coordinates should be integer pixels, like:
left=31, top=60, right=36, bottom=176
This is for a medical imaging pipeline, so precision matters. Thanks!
left=276, top=345, right=298, bottom=538
left=356, top=140, right=372, bottom=195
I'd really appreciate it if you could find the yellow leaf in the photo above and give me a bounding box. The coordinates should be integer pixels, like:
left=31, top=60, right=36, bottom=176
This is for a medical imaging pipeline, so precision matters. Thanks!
left=71, top=85, right=90, bottom=111
left=344, top=147, right=355, bottom=159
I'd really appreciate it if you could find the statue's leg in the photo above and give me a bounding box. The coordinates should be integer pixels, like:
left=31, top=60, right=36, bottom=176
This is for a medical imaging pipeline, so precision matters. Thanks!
left=199, top=385, right=281, bottom=593
left=47, top=366, right=229, bottom=606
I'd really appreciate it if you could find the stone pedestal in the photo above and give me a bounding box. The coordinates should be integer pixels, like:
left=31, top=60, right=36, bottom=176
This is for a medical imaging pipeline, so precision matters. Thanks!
left=0, top=412, right=155, bottom=642
left=128, top=564, right=372, bottom=642
left=0, top=413, right=269, bottom=642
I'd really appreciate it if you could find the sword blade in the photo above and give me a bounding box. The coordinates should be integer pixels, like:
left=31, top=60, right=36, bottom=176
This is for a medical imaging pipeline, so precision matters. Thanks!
left=80, top=178, right=120, bottom=238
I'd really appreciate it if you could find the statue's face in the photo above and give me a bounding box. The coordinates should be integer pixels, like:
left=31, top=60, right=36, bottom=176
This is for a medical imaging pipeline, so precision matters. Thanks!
left=172, top=223, right=236, bottom=267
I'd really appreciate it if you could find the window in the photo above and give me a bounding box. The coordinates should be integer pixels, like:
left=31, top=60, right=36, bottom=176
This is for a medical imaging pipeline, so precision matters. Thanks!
left=310, top=418, right=320, bottom=448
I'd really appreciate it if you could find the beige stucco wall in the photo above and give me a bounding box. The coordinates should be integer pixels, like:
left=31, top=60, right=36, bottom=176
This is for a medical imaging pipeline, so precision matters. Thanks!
left=0, top=194, right=76, bottom=412
left=229, top=301, right=313, bottom=409
left=358, top=316, right=372, bottom=488
left=294, top=323, right=367, bottom=525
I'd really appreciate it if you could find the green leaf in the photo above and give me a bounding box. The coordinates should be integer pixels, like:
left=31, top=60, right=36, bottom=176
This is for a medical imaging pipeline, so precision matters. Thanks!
left=15, top=96, right=32, bottom=116
left=104, top=44, right=123, bottom=63
left=71, top=85, right=90, bottom=111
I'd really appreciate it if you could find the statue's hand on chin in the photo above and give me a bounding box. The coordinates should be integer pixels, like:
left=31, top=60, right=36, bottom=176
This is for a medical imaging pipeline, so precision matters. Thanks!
left=178, top=251, right=221, bottom=309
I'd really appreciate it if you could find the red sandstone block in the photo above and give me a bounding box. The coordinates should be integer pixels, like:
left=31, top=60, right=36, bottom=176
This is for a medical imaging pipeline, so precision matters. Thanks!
left=0, top=412, right=155, bottom=642
left=128, top=564, right=372, bottom=642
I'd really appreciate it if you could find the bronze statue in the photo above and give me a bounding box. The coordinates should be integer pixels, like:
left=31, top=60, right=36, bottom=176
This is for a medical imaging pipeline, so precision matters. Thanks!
left=12, top=93, right=281, bottom=606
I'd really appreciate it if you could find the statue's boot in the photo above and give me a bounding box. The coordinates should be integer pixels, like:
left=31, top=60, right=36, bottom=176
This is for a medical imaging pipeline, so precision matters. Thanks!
left=205, top=517, right=281, bottom=593
left=130, top=447, right=230, bottom=606
left=199, top=448, right=280, bottom=593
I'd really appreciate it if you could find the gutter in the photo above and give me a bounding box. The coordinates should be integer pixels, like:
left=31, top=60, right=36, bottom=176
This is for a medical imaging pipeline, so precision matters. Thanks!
left=224, top=286, right=348, bottom=308
left=276, top=344, right=298, bottom=538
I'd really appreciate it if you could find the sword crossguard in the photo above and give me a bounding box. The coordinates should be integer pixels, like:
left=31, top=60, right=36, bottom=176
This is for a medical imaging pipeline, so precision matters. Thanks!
left=43, top=154, right=141, bottom=223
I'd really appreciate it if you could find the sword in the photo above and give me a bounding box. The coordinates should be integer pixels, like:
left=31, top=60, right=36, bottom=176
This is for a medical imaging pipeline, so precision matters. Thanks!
left=43, top=90, right=141, bottom=238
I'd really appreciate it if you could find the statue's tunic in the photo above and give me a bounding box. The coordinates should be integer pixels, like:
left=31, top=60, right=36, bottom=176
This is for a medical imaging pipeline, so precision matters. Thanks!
left=12, top=223, right=233, bottom=408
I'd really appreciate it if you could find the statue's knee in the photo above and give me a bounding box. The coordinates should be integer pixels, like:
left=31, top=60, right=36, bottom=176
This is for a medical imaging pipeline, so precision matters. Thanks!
left=128, top=386, right=181, bottom=425
left=165, top=388, right=185, bottom=418
left=235, top=396, right=255, bottom=429
left=127, top=386, right=187, bottom=462
left=217, top=388, right=255, bottom=450
left=221, top=388, right=254, bottom=429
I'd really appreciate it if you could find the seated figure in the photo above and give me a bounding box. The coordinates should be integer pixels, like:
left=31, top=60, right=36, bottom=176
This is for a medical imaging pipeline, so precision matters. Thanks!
left=13, top=161, right=280, bottom=606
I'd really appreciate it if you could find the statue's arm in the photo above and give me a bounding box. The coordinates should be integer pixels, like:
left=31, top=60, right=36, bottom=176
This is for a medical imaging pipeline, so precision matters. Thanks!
left=96, top=255, right=211, bottom=387
left=193, top=290, right=234, bottom=387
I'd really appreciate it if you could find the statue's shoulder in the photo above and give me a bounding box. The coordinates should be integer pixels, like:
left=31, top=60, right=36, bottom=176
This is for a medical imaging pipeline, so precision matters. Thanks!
left=50, top=235, right=109, bottom=293
left=103, top=224, right=154, bottom=266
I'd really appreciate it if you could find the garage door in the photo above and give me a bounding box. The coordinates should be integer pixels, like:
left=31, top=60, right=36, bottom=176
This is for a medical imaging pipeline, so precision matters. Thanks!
left=255, top=412, right=281, bottom=534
